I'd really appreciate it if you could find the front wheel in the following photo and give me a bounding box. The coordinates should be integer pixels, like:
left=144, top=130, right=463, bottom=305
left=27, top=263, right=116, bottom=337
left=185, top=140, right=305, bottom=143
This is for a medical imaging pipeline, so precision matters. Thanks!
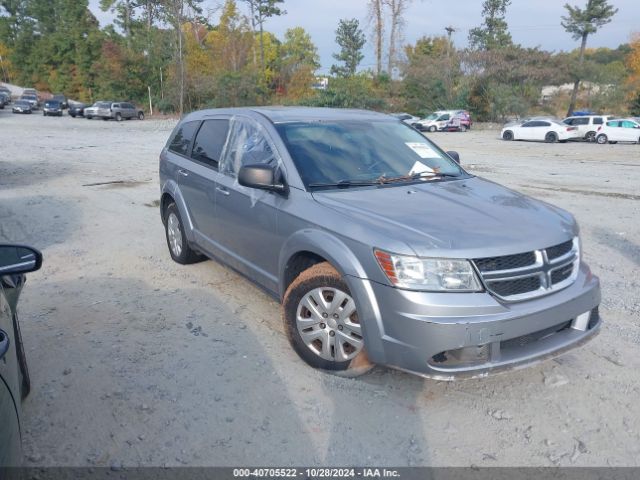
left=138, top=112, right=145, bottom=120
left=545, top=132, right=558, bottom=143
left=428, top=125, right=437, bottom=132
left=502, top=130, right=514, bottom=141
left=115, top=112, right=122, bottom=122
left=596, top=134, right=608, bottom=144
left=460, top=124, right=467, bottom=132
left=283, top=262, right=373, bottom=376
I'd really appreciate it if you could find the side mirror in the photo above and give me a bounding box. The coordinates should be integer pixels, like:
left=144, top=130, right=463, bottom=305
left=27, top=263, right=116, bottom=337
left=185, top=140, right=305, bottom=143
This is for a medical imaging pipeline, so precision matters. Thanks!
left=0, top=245, right=43, bottom=275
left=238, top=164, right=287, bottom=194
left=447, top=151, right=461, bottom=164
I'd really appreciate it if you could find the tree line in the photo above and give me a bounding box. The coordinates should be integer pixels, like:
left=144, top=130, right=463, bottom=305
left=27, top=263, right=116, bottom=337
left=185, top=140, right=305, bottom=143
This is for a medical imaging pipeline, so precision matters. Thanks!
left=0, top=0, right=638, bottom=120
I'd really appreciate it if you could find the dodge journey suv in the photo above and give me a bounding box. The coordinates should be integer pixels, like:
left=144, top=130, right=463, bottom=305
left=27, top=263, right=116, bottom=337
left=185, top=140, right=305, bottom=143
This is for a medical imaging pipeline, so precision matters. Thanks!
left=159, top=107, right=601, bottom=379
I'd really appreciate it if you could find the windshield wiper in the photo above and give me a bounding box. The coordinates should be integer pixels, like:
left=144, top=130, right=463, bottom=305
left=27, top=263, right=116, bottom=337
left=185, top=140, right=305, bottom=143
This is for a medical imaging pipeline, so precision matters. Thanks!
left=377, top=171, right=461, bottom=184
left=309, top=179, right=381, bottom=189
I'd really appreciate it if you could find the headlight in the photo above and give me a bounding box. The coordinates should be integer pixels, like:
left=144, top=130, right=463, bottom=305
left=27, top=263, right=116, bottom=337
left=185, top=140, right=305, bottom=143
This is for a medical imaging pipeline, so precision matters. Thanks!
left=374, top=249, right=483, bottom=292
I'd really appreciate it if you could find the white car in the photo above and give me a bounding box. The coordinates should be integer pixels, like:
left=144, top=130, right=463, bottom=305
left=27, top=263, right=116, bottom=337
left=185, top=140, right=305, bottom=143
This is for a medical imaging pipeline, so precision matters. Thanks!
left=595, top=118, right=640, bottom=144
left=501, top=119, right=581, bottom=143
left=414, top=110, right=457, bottom=132
left=562, top=115, right=615, bottom=142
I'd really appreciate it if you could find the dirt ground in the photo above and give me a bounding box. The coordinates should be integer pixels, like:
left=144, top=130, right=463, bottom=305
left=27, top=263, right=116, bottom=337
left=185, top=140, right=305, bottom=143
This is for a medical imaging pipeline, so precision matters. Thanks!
left=1, top=110, right=639, bottom=467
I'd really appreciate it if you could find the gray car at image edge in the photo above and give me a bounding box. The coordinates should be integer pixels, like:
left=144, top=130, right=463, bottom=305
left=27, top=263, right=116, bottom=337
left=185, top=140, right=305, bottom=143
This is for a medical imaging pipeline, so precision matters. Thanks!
left=159, top=107, right=601, bottom=380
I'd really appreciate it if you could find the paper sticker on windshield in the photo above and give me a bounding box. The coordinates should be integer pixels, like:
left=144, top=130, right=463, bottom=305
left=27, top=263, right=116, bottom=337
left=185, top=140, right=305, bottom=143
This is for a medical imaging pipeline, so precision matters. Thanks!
left=409, top=161, right=436, bottom=176
left=405, top=142, right=438, bottom=159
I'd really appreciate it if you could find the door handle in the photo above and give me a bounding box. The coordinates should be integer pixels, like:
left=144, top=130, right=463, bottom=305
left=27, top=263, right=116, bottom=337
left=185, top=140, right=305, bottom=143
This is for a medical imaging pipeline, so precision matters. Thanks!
left=178, top=169, right=189, bottom=177
left=216, top=186, right=230, bottom=196
left=0, top=330, right=9, bottom=360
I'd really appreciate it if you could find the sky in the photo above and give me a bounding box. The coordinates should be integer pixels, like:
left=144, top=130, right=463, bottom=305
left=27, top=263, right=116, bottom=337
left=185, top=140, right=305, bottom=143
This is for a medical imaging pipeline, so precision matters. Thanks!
left=88, top=0, right=640, bottom=74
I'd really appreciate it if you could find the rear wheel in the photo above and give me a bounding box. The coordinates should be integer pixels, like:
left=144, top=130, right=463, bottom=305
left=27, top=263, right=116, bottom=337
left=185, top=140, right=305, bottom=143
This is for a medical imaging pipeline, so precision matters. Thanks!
left=460, top=124, right=467, bottom=132
left=428, top=125, right=437, bottom=132
left=596, top=134, right=608, bottom=144
left=115, top=112, right=122, bottom=122
left=585, top=131, right=596, bottom=142
left=545, top=132, right=558, bottom=143
left=283, top=262, right=373, bottom=376
left=138, top=112, right=145, bottom=120
left=86, top=115, right=92, bottom=119
left=502, top=130, right=514, bottom=141
left=163, top=203, right=201, bottom=264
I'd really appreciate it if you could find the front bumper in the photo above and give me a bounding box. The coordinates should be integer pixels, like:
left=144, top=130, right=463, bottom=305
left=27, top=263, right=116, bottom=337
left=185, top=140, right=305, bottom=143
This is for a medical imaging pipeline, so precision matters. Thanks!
left=348, top=262, right=601, bottom=380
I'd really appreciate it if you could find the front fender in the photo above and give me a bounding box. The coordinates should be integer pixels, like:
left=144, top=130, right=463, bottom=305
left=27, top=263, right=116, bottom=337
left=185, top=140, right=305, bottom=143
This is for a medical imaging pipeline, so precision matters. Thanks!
left=278, top=229, right=369, bottom=299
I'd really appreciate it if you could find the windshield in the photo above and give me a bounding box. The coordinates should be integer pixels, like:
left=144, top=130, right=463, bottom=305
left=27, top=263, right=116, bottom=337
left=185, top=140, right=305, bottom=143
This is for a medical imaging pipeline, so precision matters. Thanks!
left=275, top=120, right=467, bottom=189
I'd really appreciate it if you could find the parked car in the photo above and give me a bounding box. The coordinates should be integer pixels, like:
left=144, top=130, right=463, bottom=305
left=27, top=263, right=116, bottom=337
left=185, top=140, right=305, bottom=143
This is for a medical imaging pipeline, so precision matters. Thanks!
left=11, top=100, right=32, bottom=114
left=413, top=110, right=472, bottom=132
left=51, top=94, right=68, bottom=109
left=0, top=244, right=42, bottom=466
left=0, top=92, right=10, bottom=108
left=562, top=115, right=614, bottom=142
left=595, top=118, right=640, bottom=144
left=22, top=88, right=36, bottom=96
left=159, top=107, right=601, bottom=379
left=501, top=119, right=581, bottom=143
left=42, top=99, right=63, bottom=117
left=105, top=102, right=145, bottom=121
left=68, top=102, right=86, bottom=118
left=391, top=112, right=420, bottom=125
left=0, top=86, right=11, bottom=100
left=84, top=101, right=111, bottom=119
left=19, top=94, right=39, bottom=110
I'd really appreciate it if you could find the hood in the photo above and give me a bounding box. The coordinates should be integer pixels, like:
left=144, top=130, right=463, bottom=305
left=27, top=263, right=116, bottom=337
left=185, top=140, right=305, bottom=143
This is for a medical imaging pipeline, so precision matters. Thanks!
left=312, top=176, right=577, bottom=259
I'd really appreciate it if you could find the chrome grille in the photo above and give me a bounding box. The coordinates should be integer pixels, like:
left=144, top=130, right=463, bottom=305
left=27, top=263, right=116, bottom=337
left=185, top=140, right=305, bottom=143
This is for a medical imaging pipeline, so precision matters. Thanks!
left=473, top=238, right=579, bottom=301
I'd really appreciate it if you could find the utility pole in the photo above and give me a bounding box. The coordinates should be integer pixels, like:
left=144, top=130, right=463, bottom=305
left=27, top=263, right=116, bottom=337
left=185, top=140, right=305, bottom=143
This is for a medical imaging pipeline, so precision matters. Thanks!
left=445, top=26, right=456, bottom=105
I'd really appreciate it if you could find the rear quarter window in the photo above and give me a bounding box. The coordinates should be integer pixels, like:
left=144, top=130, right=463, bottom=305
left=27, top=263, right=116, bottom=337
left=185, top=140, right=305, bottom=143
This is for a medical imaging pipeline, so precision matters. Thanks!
left=168, top=121, right=200, bottom=156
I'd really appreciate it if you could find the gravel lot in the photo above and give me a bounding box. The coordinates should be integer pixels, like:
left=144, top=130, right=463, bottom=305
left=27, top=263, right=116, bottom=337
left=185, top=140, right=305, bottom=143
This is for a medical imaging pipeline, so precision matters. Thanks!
left=1, top=110, right=639, bottom=467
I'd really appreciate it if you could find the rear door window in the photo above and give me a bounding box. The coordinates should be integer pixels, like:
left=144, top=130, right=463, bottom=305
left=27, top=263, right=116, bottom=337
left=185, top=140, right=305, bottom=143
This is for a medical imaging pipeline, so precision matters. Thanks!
left=168, top=121, right=200, bottom=156
left=191, top=119, right=230, bottom=169
left=593, top=117, right=603, bottom=125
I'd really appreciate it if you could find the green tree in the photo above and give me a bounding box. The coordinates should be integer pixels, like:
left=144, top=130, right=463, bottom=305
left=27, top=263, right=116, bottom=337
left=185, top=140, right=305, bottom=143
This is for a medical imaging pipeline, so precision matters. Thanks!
left=468, top=0, right=513, bottom=50
left=562, top=0, right=618, bottom=116
left=278, top=27, right=319, bottom=99
left=330, top=18, right=366, bottom=78
left=242, top=0, right=285, bottom=74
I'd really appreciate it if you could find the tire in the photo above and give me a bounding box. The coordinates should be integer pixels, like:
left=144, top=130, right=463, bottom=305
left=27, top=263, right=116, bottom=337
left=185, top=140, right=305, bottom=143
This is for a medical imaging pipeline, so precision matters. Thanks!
left=502, top=130, right=514, bottom=141
left=596, top=134, right=608, bottom=144
left=70, top=114, right=76, bottom=118
left=163, top=203, right=201, bottom=264
left=115, top=112, right=122, bottom=122
left=102, top=117, right=109, bottom=121
left=428, top=125, right=437, bottom=132
left=283, top=262, right=373, bottom=376
left=585, top=131, right=596, bottom=142
left=545, top=132, right=558, bottom=143
left=460, top=124, right=467, bottom=132
left=86, top=115, right=92, bottom=119
left=138, top=112, right=145, bottom=120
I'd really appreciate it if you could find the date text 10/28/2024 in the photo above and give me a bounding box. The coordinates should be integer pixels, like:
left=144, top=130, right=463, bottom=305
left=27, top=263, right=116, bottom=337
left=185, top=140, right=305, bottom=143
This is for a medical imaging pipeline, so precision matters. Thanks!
left=233, top=468, right=401, bottom=478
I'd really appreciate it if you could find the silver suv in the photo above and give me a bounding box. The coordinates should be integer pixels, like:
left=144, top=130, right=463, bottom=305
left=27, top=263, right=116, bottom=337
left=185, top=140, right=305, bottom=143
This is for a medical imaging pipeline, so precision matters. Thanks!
left=106, top=102, right=145, bottom=121
left=159, top=107, right=601, bottom=379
